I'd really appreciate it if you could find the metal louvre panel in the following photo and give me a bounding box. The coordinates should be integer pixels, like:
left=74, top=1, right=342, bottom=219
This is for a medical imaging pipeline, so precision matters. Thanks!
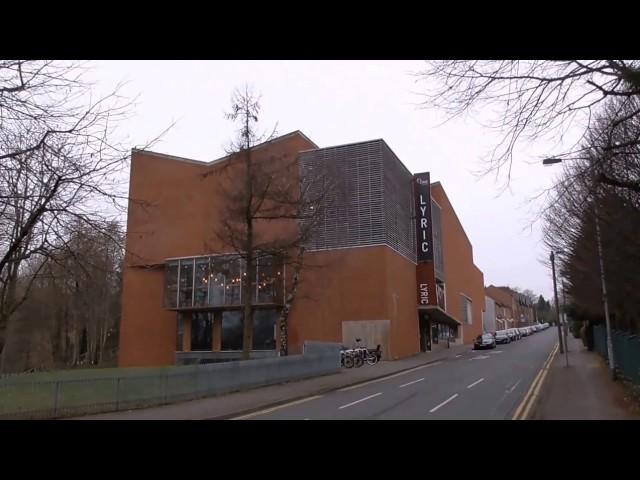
left=432, top=200, right=445, bottom=279
left=299, top=140, right=415, bottom=263
left=381, top=143, right=416, bottom=262
left=299, top=141, right=385, bottom=250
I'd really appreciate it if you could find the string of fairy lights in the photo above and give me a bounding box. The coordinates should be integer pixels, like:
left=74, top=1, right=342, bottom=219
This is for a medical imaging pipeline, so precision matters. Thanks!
left=168, top=256, right=283, bottom=305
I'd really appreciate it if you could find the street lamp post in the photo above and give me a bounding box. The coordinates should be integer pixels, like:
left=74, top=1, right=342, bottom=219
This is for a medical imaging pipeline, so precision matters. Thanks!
left=543, top=157, right=615, bottom=378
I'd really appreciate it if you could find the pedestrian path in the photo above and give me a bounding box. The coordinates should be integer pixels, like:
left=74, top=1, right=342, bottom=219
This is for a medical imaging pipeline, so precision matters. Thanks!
left=531, top=334, right=640, bottom=420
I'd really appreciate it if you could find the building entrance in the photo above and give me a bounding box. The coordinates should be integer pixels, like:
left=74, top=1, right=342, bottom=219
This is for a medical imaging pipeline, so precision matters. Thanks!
left=419, top=312, right=431, bottom=352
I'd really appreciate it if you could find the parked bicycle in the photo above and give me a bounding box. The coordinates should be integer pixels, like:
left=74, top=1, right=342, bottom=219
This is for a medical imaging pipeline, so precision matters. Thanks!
left=340, top=339, right=382, bottom=368
left=341, top=347, right=355, bottom=368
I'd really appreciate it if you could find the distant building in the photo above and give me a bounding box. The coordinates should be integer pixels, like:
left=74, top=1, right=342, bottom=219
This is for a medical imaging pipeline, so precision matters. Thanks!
left=485, top=285, right=536, bottom=329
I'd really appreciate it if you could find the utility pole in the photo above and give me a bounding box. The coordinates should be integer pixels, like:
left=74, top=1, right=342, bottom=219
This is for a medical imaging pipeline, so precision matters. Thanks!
left=593, top=201, right=616, bottom=380
left=561, top=279, right=569, bottom=355
left=550, top=251, right=564, bottom=355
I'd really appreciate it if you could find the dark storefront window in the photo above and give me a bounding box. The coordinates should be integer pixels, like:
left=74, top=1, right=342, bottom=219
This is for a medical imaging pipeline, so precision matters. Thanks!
left=176, top=313, right=185, bottom=351
left=253, top=309, right=278, bottom=350
left=191, top=312, right=213, bottom=351
left=178, top=259, right=194, bottom=307
left=193, top=258, right=210, bottom=306
left=439, top=325, right=450, bottom=341
left=222, top=310, right=243, bottom=351
left=451, top=325, right=459, bottom=339
left=165, top=261, right=179, bottom=308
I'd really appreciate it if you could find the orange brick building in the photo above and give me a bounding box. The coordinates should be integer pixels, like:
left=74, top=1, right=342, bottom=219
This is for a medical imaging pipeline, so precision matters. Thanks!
left=485, top=285, right=536, bottom=329
left=118, top=132, right=485, bottom=367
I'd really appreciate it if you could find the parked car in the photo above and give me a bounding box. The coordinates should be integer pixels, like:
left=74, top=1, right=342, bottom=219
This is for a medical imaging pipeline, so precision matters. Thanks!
left=510, top=328, right=522, bottom=340
left=495, top=330, right=511, bottom=344
left=474, top=333, right=496, bottom=350
left=506, top=329, right=518, bottom=342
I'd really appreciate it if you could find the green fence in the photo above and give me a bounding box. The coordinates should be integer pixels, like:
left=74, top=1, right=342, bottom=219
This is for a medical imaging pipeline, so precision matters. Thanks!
left=593, top=325, right=640, bottom=385
left=0, top=345, right=341, bottom=420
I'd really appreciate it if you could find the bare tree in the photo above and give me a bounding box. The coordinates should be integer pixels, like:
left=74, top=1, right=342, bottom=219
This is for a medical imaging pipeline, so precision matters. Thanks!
left=520, top=289, right=537, bottom=305
left=207, top=86, right=336, bottom=358
left=415, top=60, right=640, bottom=186
left=0, top=60, right=167, bottom=372
left=541, top=110, right=640, bottom=334
left=2, top=221, right=123, bottom=372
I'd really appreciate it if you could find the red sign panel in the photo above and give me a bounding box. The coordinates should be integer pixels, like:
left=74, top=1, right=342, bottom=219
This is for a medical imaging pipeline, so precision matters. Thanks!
left=416, top=262, right=437, bottom=306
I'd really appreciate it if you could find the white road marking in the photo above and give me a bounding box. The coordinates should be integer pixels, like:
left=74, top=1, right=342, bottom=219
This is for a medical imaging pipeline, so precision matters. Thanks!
left=507, top=379, right=522, bottom=394
left=304, top=418, right=311, bottom=420
left=490, top=350, right=504, bottom=354
left=455, top=354, right=463, bottom=358
left=338, top=361, right=442, bottom=392
left=466, top=378, right=485, bottom=389
left=338, top=392, right=382, bottom=410
left=399, top=378, right=425, bottom=388
left=429, top=393, right=459, bottom=413
left=232, top=395, right=323, bottom=420
left=470, top=355, right=490, bottom=360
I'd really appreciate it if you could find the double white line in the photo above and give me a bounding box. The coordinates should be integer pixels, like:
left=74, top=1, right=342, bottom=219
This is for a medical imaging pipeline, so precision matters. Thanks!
left=512, top=343, right=559, bottom=420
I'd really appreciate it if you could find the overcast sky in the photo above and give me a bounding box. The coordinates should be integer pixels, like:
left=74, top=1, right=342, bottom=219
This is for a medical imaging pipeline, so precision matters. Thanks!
left=89, top=60, right=576, bottom=300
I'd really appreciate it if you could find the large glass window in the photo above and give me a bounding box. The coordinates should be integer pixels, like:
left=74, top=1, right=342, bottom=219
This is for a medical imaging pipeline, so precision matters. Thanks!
left=436, top=280, right=446, bottom=310
left=165, top=261, right=178, bottom=308
left=221, top=310, right=243, bottom=351
left=193, top=258, right=210, bottom=307
left=191, top=312, right=213, bottom=351
left=215, top=257, right=242, bottom=306
left=253, top=309, right=278, bottom=350
left=256, top=256, right=283, bottom=304
left=164, top=254, right=284, bottom=309
left=461, top=295, right=473, bottom=325
left=208, top=257, right=225, bottom=306
left=178, top=259, right=194, bottom=307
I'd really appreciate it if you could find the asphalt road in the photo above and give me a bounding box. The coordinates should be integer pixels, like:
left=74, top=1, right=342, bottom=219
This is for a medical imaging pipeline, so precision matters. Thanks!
left=235, top=328, right=558, bottom=420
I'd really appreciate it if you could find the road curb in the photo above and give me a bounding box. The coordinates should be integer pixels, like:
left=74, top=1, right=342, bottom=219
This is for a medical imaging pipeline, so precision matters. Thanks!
left=208, top=354, right=461, bottom=420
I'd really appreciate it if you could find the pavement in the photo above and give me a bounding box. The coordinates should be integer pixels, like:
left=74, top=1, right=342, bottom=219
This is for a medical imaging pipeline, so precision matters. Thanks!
left=71, top=342, right=470, bottom=420
left=235, top=328, right=558, bottom=420
left=530, top=333, right=640, bottom=420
